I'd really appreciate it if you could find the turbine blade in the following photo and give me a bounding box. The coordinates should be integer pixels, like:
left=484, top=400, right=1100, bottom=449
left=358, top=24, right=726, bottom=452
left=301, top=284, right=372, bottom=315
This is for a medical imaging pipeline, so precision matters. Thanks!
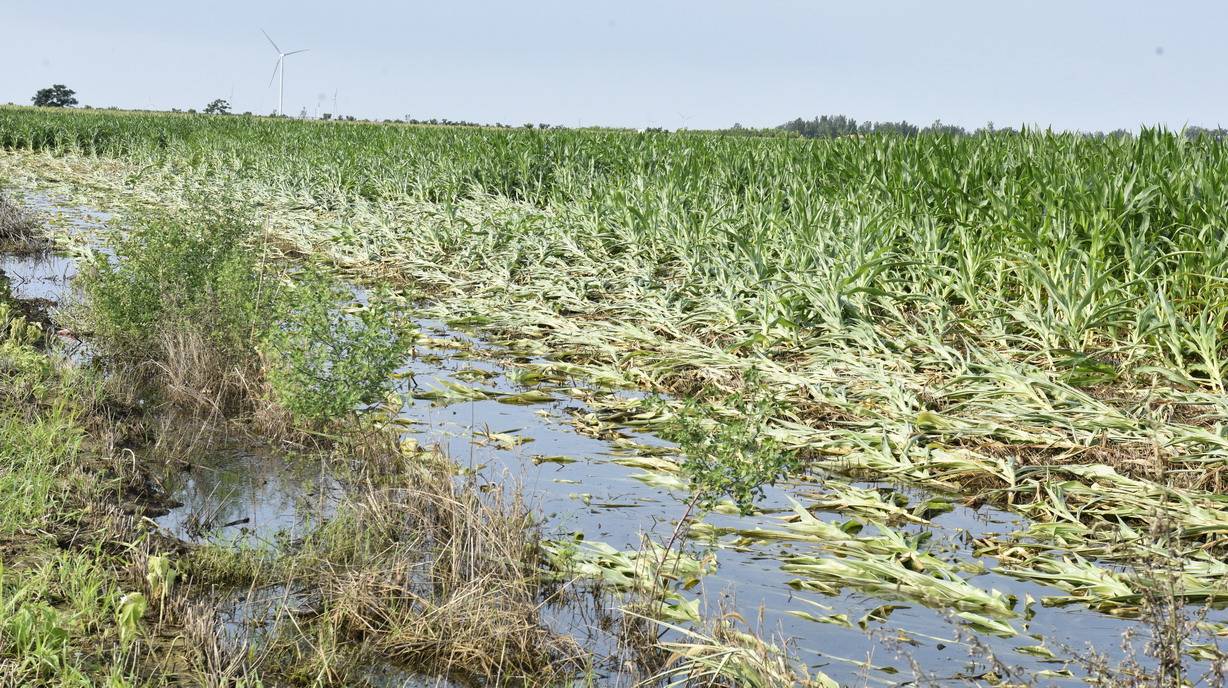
left=260, top=28, right=281, bottom=54
left=284, top=49, right=309, bottom=56
left=268, top=58, right=282, bottom=88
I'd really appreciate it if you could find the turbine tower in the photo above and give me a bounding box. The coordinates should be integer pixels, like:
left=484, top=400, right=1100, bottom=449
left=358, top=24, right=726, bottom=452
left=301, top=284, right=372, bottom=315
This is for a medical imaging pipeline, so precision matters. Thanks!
left=262, top=29, right=308, bottom=116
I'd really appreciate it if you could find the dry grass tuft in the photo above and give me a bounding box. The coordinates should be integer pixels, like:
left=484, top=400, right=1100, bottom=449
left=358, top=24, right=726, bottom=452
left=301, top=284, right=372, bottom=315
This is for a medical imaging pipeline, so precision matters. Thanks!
left=307, top=457, right=587, bottom=684
left=153, top=326, right=253, bottom=418
left=98, top=323, right=311, bottom=456
left=0, top=193, right=48, bottom=254
left=179, top=600, right=262, bottom=688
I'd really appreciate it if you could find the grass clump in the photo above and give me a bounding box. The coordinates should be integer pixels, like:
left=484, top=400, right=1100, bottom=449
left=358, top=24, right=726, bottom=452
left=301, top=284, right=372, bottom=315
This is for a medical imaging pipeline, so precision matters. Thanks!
left=0, top=301, right=96, bottom=536
left=309, top=463, right=582, bottom=683
left=0, top=192, right=46, bottom=253
left=0, top=555, right=131, bottom=687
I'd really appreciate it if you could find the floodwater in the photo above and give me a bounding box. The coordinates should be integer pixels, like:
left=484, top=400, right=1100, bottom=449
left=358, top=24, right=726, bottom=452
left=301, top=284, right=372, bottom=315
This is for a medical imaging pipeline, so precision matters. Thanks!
left=0, top=192, right=109, bottom=357
left=0, top=252, right=77, bottom=303
left=156, top=449, right=341, bottom=547
left=386, top=320, right=1167, bottom=685
left=8, top=192, right=1217, bottom=686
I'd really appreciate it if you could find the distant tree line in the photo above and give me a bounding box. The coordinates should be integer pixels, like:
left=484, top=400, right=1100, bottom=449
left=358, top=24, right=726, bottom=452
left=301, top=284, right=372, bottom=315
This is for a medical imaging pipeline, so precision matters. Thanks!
left=778, top=115, right=1004, bottom=138
left=776, top=115, right=1228, bottom=141
left=709, top=123, right=799, bottom=138
left=400, top=117, right=505, bottom=127
left=398, top=117, right=558, bottom=130
left=16, top=86, right=1228, bottom=141
left=1184, top=126, right=1228, bottom=141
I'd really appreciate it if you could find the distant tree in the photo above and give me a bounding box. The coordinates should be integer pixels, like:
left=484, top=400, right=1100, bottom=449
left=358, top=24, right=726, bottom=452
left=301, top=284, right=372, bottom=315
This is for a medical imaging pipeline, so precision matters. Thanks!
left=922, top=119, right=967, bottom=136
left=864, top=119, right=919, bottom=137
left=779, top=115, right=858, bottom=138
left=780, top=114, right=936, bottom=139
left=321, top=112, right=332, bottom=120
left=31, top=84, right=78, bottom=108
left=204, top=98, right=231, bottom=115
left=1185, top=125, right=1227, bottom=141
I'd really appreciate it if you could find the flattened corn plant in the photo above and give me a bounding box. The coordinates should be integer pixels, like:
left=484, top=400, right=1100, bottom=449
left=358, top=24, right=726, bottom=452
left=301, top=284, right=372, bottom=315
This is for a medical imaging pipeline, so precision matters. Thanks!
left=7, top=107, right=1228, bottom=620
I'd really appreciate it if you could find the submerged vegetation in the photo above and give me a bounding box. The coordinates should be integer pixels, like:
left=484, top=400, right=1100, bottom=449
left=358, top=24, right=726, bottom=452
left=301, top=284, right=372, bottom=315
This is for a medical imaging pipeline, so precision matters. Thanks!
left=4, top=105, right=1228, bottom=684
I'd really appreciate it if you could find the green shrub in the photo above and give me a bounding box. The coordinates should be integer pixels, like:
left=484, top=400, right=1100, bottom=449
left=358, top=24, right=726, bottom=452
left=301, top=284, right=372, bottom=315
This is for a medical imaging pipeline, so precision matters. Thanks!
left=80, top=204, right=264, bottom=366
left=657, top=372, right=799, bottom=514
left=263, top=271, right=414, bottom=425
left=81, top=205, right=411, bottom=426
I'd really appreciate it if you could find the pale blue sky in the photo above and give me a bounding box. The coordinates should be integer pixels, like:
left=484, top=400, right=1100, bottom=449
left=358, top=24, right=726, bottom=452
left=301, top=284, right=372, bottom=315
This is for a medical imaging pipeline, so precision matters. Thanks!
left=3, top=1, right=1224, bottom=131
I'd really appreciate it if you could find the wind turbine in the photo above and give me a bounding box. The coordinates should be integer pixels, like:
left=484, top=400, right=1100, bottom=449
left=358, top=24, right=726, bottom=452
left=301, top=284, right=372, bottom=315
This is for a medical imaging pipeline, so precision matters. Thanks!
left=262, top=29, right=308, bottom=116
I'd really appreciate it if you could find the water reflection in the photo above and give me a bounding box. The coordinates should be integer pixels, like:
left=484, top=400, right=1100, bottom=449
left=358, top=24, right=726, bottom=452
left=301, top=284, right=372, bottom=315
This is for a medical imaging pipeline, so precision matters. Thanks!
left=157, top=449, right=340, bottom=547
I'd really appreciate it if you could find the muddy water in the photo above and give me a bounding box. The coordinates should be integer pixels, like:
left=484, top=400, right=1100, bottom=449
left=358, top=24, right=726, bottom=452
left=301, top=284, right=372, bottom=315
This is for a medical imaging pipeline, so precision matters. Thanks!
left=157, top=449, right=342, bottom=546
left=0, top=192, right=109, bottom=354
left=0, top=187, right=110, bottom=304
left=0, top=252, right=77, bottom=303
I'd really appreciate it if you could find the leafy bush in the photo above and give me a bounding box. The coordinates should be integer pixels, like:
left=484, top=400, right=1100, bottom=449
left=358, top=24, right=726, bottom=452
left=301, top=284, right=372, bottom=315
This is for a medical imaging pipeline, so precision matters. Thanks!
left=263, top=271, right=414, bottom=425
left=81, top=205, right=411, bottom=426
left=656, top=372, right=798, bottom=514
left=81, top=204, right=263, bottom=365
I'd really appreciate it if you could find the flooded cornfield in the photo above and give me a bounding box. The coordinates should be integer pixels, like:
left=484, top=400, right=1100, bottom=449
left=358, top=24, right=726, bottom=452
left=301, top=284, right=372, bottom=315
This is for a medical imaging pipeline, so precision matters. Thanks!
left=5, top=111, right=1228, bottom=688
left=146, top=305, right=1228, bottom=685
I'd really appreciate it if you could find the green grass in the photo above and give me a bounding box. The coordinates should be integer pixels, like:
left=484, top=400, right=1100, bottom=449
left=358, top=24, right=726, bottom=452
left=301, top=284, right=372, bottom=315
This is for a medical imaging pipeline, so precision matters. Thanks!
left=0, top=302, right=146, bottom=686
